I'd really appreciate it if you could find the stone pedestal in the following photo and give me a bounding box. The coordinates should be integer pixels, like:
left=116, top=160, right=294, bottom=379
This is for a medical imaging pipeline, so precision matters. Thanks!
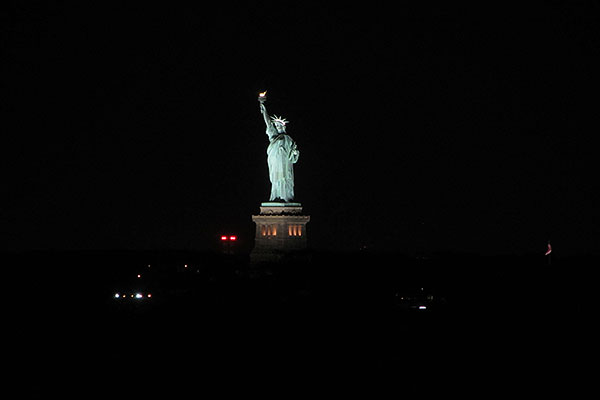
left=251, top=202, right=310, bottom=264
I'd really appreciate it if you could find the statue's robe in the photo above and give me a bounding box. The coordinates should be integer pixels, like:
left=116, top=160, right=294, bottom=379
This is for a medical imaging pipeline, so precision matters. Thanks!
left=266, top=127, right=299, bottom=202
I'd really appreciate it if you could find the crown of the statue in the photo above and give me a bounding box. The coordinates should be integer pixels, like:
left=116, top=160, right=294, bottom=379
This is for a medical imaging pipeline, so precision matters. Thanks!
left=271, top=115, right=289, bottom=126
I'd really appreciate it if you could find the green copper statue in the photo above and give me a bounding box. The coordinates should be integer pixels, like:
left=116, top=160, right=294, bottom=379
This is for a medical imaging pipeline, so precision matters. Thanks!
left=258, top=92, right=299, bottom=202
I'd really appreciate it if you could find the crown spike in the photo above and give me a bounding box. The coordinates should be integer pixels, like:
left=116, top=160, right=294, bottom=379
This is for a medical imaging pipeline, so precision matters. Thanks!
left=271, top=115, right=289, bottom=126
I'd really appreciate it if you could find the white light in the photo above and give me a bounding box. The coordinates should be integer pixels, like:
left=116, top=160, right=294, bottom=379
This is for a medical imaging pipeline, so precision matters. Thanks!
left=135, top=293, right=143, bottom=299
left=115, top=293, right=120, bottom=298
left=419, top=306, right=427, bottom=310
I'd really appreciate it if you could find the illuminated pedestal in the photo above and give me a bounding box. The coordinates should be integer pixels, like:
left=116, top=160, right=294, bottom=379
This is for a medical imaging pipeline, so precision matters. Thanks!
left=251, top=202, right=310, bottom=264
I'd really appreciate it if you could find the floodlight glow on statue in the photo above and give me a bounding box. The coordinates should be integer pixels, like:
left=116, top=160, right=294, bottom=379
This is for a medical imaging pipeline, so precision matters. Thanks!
left=258, top=91, right=299, bottom=202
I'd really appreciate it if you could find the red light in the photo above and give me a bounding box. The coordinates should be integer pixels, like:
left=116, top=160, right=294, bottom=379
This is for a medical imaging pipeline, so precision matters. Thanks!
left=221, top=235, right=228, bottom=241
left=229, top=236, right=237, bottom=241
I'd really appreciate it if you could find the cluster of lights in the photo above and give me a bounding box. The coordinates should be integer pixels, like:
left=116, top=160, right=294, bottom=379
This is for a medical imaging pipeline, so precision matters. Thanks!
left=220, top=235, right=237, bottom=241
left=114, top=293, right=152, bottom=299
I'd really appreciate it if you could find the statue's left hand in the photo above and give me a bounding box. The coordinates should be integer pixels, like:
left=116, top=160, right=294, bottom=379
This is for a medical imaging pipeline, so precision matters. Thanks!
left=289, top=148, right=299, bottom=162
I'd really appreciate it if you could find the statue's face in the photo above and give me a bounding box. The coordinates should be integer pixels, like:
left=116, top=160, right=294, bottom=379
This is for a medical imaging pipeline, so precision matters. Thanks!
left=274, top=122, right=286, bottom=133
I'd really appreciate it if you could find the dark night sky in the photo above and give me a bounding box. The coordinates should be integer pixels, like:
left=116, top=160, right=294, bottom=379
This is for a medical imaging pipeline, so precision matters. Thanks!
left=2, top=3, right=599, bottom=255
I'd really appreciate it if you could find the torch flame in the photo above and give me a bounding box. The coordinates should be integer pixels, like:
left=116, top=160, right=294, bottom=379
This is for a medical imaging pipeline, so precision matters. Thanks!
left=259, top=91, right=267, bottom=97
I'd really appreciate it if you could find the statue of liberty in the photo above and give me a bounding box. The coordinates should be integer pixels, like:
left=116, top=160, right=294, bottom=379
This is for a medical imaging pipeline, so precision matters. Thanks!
left=258, top=92, right=299, bottom=202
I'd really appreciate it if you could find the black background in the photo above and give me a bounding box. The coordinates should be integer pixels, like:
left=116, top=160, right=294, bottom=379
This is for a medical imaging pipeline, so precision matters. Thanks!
left=3, top=3, right=599, bottom=255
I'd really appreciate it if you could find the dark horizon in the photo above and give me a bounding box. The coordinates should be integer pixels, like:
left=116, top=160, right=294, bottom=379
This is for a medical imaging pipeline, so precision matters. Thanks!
left=3, top=3, right=599, bottom=256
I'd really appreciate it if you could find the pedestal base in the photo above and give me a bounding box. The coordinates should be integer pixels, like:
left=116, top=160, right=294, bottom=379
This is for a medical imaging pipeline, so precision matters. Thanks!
left=251, top=203, right=310, bottom=264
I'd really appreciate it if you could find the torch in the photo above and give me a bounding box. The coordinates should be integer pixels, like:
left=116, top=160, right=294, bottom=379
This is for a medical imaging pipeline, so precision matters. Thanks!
left=258, top=91, right=267, bottom=111
left=258, top=91, right=267, bottom=102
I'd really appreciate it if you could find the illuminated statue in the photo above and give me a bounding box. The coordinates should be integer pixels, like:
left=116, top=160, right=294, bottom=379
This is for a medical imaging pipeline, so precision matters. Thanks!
left=258, top=92, right=299, bottom=202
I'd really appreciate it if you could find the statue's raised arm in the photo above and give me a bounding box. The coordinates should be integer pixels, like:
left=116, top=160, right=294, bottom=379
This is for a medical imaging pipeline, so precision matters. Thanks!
left=259, top=93, right=278, bottom=140
left=260, top=102, right=273, bottom=130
